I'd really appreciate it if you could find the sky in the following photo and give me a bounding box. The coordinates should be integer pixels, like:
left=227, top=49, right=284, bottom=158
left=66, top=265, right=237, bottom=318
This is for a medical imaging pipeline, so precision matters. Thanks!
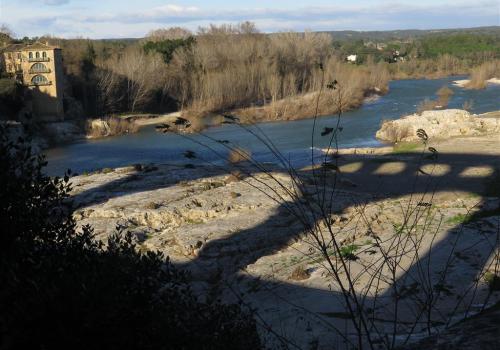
left=0, top=0, right=499, bottom=39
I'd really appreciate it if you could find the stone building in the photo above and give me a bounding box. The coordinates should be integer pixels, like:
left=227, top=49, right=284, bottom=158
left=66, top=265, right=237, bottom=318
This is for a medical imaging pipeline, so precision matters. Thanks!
left=1, top=42, right=64, bottom=121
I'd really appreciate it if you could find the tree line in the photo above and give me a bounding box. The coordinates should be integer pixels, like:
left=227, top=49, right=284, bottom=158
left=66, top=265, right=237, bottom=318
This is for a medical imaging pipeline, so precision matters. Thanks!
left=1, top=23, right=499, bottom=121
left=58, top=23, right=391, bottom=120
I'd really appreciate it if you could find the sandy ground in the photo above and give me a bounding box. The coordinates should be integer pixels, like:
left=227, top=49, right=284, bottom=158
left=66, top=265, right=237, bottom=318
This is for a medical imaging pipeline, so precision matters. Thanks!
left=131, top=111, right=181, bottom=127
left=453, top=77, right=500, bottom=87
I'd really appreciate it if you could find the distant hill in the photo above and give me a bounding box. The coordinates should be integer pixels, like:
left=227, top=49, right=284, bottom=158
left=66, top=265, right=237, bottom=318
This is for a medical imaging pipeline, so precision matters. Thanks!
left=81, top=26, right=500, bottom=42
left=319, top=26, right=500, bottom=42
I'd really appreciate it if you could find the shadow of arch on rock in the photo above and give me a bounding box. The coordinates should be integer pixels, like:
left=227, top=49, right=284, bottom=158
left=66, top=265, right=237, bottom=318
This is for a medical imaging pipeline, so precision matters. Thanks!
left=71, top=151, right=500, bottom=348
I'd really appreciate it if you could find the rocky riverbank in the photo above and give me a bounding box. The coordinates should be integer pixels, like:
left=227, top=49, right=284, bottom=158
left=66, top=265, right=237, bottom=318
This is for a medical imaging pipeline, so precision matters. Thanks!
left=1, top=120, right=86, bottom=151
left=1, top=113, right=182, bottom=150
left=376, top=109, right=500, bottom=143
left=68, top=129, right=500, bottom=348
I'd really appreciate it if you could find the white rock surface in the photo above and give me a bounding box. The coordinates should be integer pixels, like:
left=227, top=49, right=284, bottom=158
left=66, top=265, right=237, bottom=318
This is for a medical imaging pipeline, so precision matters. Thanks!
left=376, top=109, right=500, bottom=142
left=69, top=162, right=500, bottom=349
left=453, top=77, right=500, bottom=88
left=87, top=119, right=111, bottom=138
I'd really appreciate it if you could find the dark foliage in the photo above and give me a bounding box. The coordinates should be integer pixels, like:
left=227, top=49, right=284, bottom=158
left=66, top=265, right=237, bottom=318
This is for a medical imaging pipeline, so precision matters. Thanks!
left=0, top=126, right=261, bottom=349
left=0, top=78, right=25, bottom=118
left=143, top=37, right=195, bottom=63
left=81, top=41, right=97, bottom=80
left=419, top=34, right=500, bottom=58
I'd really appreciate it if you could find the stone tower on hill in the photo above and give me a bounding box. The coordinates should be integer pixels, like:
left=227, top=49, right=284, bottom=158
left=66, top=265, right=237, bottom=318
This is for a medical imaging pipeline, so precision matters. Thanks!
left=2, top=42, right=64, bottom=121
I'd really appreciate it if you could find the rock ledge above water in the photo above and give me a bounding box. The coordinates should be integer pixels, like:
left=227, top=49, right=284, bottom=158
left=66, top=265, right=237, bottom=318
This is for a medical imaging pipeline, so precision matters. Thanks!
left=376, top=109, right=500, bottom=142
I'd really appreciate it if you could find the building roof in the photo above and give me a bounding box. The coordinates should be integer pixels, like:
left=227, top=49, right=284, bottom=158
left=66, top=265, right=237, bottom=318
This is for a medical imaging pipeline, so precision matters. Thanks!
left=25, top=42, right=60, bottom=50
left=2, top=41, right=60, bottom=52
left=2, top=43, right=25, bottom=52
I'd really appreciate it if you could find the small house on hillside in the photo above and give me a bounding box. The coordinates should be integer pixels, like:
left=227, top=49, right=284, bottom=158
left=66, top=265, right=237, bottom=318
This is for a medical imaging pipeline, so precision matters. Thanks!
left=346, top=54, right=357, bottom=63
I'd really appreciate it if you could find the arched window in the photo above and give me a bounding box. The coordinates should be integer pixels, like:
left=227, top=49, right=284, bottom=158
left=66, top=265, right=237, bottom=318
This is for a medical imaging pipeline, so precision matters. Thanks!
left=42, top=52, right=47, bottom=58
left=29, top=52, right=33, bottom=59
left=31, top=63, right=49, bottom=73
left=31, top=75, right=49, bottom=85
left=36, top=52, right=40, bottom=58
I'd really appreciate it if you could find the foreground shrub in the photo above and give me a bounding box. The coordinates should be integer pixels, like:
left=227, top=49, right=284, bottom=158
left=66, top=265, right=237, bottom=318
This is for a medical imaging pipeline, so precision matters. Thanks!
left=0, top=125, right=260, bottom=349
left=0, top=78, right=24, bottom=118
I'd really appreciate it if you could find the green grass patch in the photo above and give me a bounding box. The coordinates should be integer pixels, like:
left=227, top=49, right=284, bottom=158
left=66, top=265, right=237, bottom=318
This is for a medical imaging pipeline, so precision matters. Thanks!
left=392, top=142, right=421, bottom=154
left=466, top=192, right=482, bottom=199
left=392, top=222, right=413, bottom=235
left=339, top=244, right=359, bottom=261
left=484, top=272, right=500, bottom=292
left=393, top=223, right=403, bottom=232
left=363, top=239, right=373, bottom=246
left=185, top=218, right=203, bottom=225
left=101, top=167, right=114, bottom=174
left=446, top=213, right=470, bottom=225
left=446, top=207, right=500, bottom=226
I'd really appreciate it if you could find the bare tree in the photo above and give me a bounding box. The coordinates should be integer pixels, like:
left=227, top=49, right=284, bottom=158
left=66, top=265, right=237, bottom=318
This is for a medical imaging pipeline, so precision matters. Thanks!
left=145, top=27, right=192, bottom=42
left=105, top=48, right=166, bottom=112
left=0, top=24, right=13, bottom=44
left=95, top=67, right=123, bottom=115
left=164, top=23, right=390, bottom=118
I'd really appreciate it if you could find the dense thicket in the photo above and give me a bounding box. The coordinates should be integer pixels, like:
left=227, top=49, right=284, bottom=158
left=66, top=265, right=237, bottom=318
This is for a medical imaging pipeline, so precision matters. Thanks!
left=3, top=24, right=500, bottom=120
left=0, top=125, right=261, bottom=349
left=71, top=26, right=500, bottom=118
left=163, top=24, right=390, bottom=117
left=335, top=33, right=500, bottom=62
left=418, top=34, right=500, bottom=59
left=384, top=34, right=500, bottom=79
left=39, top=24, right=389, bottom=119
left=143, top=37, right=195, bottom=63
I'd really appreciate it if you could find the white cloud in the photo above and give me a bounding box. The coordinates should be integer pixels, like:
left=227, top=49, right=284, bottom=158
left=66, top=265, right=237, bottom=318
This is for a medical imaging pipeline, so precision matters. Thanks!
left=5, top=1, right=499, bottom=38
left=79, top=1, right=497, bottom=25
left=155, top=5, right=200, bottom=14
left=43, top=0, right=70, bottom=5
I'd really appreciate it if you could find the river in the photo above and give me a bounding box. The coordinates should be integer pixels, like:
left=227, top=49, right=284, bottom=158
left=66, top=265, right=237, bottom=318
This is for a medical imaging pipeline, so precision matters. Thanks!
left=45, top=76, right=500, bottom=175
